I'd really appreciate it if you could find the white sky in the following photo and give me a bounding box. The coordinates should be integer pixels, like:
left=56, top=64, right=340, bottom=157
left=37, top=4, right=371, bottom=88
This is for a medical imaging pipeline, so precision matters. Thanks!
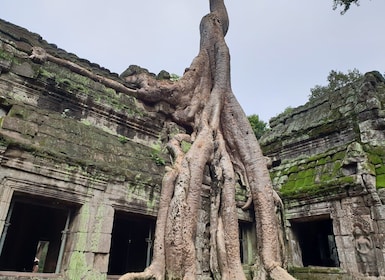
left=1, top=1, right=384, bottom=123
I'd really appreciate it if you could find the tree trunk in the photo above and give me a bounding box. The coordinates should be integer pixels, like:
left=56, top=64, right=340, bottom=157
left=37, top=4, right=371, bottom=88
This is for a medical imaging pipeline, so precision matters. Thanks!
left=119, top=1, right=294, bottom=279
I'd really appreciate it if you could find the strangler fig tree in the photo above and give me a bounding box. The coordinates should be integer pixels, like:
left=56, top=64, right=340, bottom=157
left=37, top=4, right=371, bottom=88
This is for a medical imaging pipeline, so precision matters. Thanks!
left=118, top=1, right=295, bottom=279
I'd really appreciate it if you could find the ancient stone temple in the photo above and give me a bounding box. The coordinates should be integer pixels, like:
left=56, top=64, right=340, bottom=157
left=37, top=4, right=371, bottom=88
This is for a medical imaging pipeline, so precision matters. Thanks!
left=0, top=19, right=166, bottom=279
left=260, top=70, right=385, bottom=279
left=1, top=18, right=385, bottom=280
left=0, top=19, right=256, bottom=280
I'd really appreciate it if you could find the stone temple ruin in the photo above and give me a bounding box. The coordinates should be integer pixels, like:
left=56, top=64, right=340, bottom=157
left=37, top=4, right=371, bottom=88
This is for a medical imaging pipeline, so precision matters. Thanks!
left=260, top=69, right=385, bottom=279
left=0, top=19, right=385, bottom=280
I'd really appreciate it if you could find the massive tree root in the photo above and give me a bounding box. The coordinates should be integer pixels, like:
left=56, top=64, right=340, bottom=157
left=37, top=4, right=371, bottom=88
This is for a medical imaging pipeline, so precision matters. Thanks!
left=119, top=1, right=295, bottom=279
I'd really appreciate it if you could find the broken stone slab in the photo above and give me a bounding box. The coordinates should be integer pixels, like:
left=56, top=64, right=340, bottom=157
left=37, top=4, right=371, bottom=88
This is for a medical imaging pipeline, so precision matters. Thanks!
left=11, top=61, right=36, bottom=78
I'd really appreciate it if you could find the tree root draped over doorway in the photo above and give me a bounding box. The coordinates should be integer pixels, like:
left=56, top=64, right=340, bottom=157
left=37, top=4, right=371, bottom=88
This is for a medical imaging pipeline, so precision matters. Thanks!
left=119, top=1, right=295, bottom=280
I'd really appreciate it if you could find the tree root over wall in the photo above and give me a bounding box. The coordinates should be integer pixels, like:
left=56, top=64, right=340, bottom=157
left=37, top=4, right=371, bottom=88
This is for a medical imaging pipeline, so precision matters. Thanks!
left=119, top=1, right=295, bottom=279
left=118, top=2, right=296, bottom=279
left=29, top=0, right=295, bottom=279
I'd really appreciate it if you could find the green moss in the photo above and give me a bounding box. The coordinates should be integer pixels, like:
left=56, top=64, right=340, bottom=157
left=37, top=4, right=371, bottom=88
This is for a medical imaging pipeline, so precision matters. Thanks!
left=307, top=160, right=316, bottom=169
left=316, top=157, right=327, bottom=166
left=118, top=135, right=129, bottom=144
left=368, top=153, right=383, bottom=165
left=282, top=180, right=296, bottom=192
left=377, top=166, right=385, bottom=175
left=332, top=161, right=342, bottom=175
left=287, top=165, right=299, bottom=174
left=150, top=139, right=167, bottom=166
left=38, top=67, right=55, bottom=79
left=66, top=251, right=90, bottom=280
left=280, top=176, right=355, bottom=198
left=91, top=205, right=105, bottom=252
left=0, top=49, right=14, bottom=61
left=297, top=169, right=308, bottom=179
left=84, top=271, right=106, bottom=280
left=303, top=175, right=314, bottom=186
left=181, top=140, right=192, bottom=153
left=289, top=266, right=344, bottom=274
left=75, top=203, right=90, bottom=251
left=294, top=178, right=306, bottom=188
left=332, top=151, right=346, bottom=161
left=368, top=146, right=385, bottom=157
left=320, top=165, right=334, bottom=181
left=377, top=174, right=385, bottom=189
left=8, top=106, right=28, bottom=119
left=288, top=172, right=298, bottom=181
left=37, top=61, right=145, bottom=117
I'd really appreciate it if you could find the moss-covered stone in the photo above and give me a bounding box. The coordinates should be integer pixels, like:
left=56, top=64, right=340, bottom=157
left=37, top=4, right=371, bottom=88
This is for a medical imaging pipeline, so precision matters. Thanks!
left=272, top=145, right=360, bottom=198
left=0, top=103, right=165, bottom=188
left=289, top=266, right=349, bottom=280
left=35, top=61, right=145, bottom=117
left=377, top=174, right=385, bottom=189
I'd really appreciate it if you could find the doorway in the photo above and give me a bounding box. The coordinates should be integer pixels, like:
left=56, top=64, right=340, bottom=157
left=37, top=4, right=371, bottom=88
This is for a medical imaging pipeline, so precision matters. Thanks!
left=0, top=198, right=71, bottom=273
left=291, top=217, right=339, bottom=267
left=108, top=212, right=155, bottom=275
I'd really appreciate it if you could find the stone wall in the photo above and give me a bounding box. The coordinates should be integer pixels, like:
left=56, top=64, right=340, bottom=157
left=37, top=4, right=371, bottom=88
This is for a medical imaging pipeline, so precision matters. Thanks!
left=260, top=71, right=385, bottom=278
left=0, top=18, right=170, bottom=280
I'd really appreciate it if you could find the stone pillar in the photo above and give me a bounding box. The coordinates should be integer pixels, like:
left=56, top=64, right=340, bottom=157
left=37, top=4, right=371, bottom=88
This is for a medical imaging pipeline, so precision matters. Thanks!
left=332, top=196, right=383, bottom=277
left=64, top=193, right=114, bottom=280
left=331, top=199, right=357, bottom=274
left=285, top=220, right=303, bottom=267
left=371, top=205, right=385, bottom=276
left=0, top=183, right=13, bottom=237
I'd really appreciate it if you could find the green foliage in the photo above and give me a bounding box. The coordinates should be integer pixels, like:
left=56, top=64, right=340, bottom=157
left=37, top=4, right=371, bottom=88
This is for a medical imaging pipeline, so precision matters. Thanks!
left=282, top=106, right=293, bottom=115
left=333, top=0, right=360, bottom=14
left=309, top=69, right=363, bottom=101
left=150, top=141, right=166, bottom=166
left=271, top=106, right=294, bottom=121
left=170, top=73, right=181, bottom=81
left=247, top=114, right=267, bottom=139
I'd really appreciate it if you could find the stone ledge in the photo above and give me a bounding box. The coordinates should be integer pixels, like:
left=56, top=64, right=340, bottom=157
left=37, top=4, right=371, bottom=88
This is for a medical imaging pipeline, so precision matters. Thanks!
left=0, top=271, right=64, bottom=279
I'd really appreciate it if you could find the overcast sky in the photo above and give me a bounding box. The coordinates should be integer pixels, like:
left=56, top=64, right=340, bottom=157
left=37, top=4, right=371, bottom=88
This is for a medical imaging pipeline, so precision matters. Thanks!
left=1, top=1, right=384, bottom=123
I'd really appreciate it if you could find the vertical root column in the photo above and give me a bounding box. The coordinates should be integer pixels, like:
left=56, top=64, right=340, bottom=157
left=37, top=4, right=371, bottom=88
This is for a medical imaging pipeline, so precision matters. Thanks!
left=217, top=134, right=246, bottom=280
left=209, top=132, right=246, bottom=280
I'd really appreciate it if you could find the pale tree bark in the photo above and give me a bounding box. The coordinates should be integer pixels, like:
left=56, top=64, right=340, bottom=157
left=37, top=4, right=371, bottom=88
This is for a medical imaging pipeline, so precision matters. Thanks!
left=119, top=1, right=295, bottom=279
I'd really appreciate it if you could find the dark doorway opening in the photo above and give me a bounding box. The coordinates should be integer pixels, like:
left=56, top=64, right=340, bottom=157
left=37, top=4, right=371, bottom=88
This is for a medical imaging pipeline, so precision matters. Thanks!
left=0, top=197, right=71, bottom=273
left=291, top=217, right=339, bottom=267
left=108, top=212, right=155, bottom=275
left=239, top=222, right=255, bottom=265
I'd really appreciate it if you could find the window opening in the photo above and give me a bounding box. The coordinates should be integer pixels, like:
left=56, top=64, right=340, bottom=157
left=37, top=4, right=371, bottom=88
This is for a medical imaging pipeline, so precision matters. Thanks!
left=108, top=212, right=155, bottom=275
left=0, top=198, right=71, bottom=273
left=239, top=222, right=255, bottom=265
left=291, top=218, right=339, bottom=267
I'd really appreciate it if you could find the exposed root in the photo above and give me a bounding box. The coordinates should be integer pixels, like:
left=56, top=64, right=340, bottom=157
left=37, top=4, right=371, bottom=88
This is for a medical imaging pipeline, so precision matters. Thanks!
left=119, top=265, right=163, bottom=280
left=269, top=266, right=297, bottom=280
left=240, top=195, right=253, bottom=211
left=118, top=0, right=293, bottom=279
left=30, top=47, right=138, bottom=95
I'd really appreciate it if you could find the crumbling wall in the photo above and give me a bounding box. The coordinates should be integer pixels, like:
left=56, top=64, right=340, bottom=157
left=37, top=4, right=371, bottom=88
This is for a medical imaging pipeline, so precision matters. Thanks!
left=261, top=71, right=385, bottom=278
left=0, top=18, right=169, bottom=279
